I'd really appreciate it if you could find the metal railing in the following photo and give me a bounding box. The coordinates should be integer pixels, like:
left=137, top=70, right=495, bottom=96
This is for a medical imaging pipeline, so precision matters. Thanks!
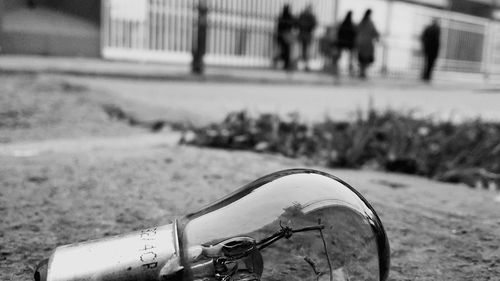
left=102, top=0, right=334, bottom=67
left=101, top=0, right=500, bottom=77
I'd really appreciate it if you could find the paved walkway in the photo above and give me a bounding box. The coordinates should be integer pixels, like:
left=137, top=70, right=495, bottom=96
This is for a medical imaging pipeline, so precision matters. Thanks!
left=1, top=55, right=499, bottom=88
left=2, top=55, right=500, bottom=124
left=0, top=55, right=344, bottom=84
left=69, top=75, right=500, bottom=125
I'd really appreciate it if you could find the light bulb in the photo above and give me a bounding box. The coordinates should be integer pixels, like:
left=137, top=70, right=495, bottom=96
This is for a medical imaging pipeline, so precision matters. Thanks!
left=35, top=169, right=390, bottom=281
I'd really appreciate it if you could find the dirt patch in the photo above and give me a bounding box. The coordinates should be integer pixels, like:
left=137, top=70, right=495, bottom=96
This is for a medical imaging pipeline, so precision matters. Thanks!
left=1, top=145, right=499, bottom=280
left=1, top=73, right=499, bottom=280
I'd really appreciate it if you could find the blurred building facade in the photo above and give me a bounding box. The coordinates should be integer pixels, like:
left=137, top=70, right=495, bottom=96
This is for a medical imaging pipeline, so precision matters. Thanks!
left=1, top=0, right=500, bottom=78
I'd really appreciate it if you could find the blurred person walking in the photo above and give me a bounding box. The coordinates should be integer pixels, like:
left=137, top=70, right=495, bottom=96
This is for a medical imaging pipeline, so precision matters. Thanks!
left=421, top=19, right=440, bottom=82
left=275, top=5, right=296, bottom=71
left=319, top=25, right=340, bottom=77
left=355, top=9, right=379, bottom=79
left=297, top=5, right=317, bottom=71
left=337, top=11, right=357, bottom=76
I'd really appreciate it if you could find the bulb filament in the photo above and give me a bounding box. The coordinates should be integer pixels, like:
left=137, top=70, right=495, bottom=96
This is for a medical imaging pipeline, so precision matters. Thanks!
left=257, top=222, right=325, bottom=251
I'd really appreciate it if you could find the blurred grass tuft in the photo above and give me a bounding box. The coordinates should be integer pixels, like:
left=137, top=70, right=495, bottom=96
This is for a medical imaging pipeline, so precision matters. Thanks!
left=183, top=109, right=500, bottom=189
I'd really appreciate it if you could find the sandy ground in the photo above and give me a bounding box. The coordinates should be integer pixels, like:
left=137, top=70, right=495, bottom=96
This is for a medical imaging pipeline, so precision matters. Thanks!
left=2, top=146, right=500, bottom=280
left=1, top=74, right=500, bottom=280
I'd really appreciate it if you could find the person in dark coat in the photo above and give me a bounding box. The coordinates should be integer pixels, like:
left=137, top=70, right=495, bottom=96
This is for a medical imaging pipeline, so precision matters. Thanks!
left=297, top=5, right=317, bottom=71
left=337, top=11, right=357, bottom=75
left=421, top=19, right=440, bottom=81
left=276, top=5, right=296, bottom=71
left=356, top=9, right=379, bottom=79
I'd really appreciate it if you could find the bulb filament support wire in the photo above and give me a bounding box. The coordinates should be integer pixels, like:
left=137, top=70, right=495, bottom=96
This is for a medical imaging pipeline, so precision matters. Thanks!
left=256, top=220, right=333, bottom=281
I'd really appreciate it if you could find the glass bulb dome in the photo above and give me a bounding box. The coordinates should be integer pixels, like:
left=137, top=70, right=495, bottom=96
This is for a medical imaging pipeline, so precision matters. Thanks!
left=35, top=169, right=389, bottom=281
left=178, top=169, right=390, bottom=281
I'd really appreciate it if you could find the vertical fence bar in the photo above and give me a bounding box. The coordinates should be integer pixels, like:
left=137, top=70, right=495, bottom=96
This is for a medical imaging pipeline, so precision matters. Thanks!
left=184, top=0, right=190, bottom=52
left=265, top=0, right=270, bottom=61
left=213, top=0, right=219, bottom=57
left=381, top=0, right=393, bottom=75
left=131, top=20, right=136, bottom=50
left=176, top=0, right=182, bottom=52
left=179, top=0, right=184, bottom=52
left=130, top=20, right=135, bottom=49
left=255, top=0, right=261, bottom=59
left=222, top=0, right=229, bottom=63
left=206, top=0, right=212, bottom=54
left=139, top=6, right=144, bottom=50
left=122, top=17, right=127, bottom=48
left=149, top=0, right=154, bottom=50
left=158, top=0, right=163, bottom=51
left=234, top=0, right=239, bottom=61
left=247, top=0, right=253, bottom=58
left=157, top=0, right=162, bottom=50
left=110, top=4, right=115, bottom=48
left=210, top=0, right=216, bottom=55
left=137, top=16, right=141, bottom=50
left=259, top=0, right=265, bottom=59
left=168, top=0, right=172, bottom=51
left=225, top=0, right=231, bottom=64
left=481, top=21, right=491, bottom=79
left=171, top=0, right=176, bottom=52
left=159, top=0, right=165, bottom=51
left=253, top=0, right=259, bottom=62
left=257, top=0, right=262, bottom=61
left=167, top=0, right=173, bottom=52
left=113, top=2, right=118, bottom=48
left=228, top=0, right=234, bottom=62
left=271, top=0, right=279, bottom=60
left=213, top=0, right=219, bottom=56
left=161, top=0, right=166, bottom=51
left=171, top=0, right=176, bottom=51
left=210, top=0, right=216, bottom=56
left=439, top=13, right=450, bottom=71
left=107, top=0, right=112, bottom=48
left=263, top=0, right=269, bottom=60
left=186, top=0, right=191, bottom=52
left=178, top=0, right=183, bottom=52
left=112, top=15, right=117, bottom=48
left=124, top=18, right=129, bottom=48
left=138, top=5, right=143, bottom=50
left=239, top=0, right=245, bottom=60
left=117, top=17, right=122, bottom=48
left=144, top=0, right=149, bottom=50
left=245, top=0, right=250, bottom=62
left=185, top=0, right=189, bottom=53
left=254, top=0, right=259, bottom=59
left=156, top=0, right=161, bottom=50
left=242, top=0, right=247, bottom=62
left=225, top=0, right=230, bottom=63
left=150, top=0, right=154, bottom=50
